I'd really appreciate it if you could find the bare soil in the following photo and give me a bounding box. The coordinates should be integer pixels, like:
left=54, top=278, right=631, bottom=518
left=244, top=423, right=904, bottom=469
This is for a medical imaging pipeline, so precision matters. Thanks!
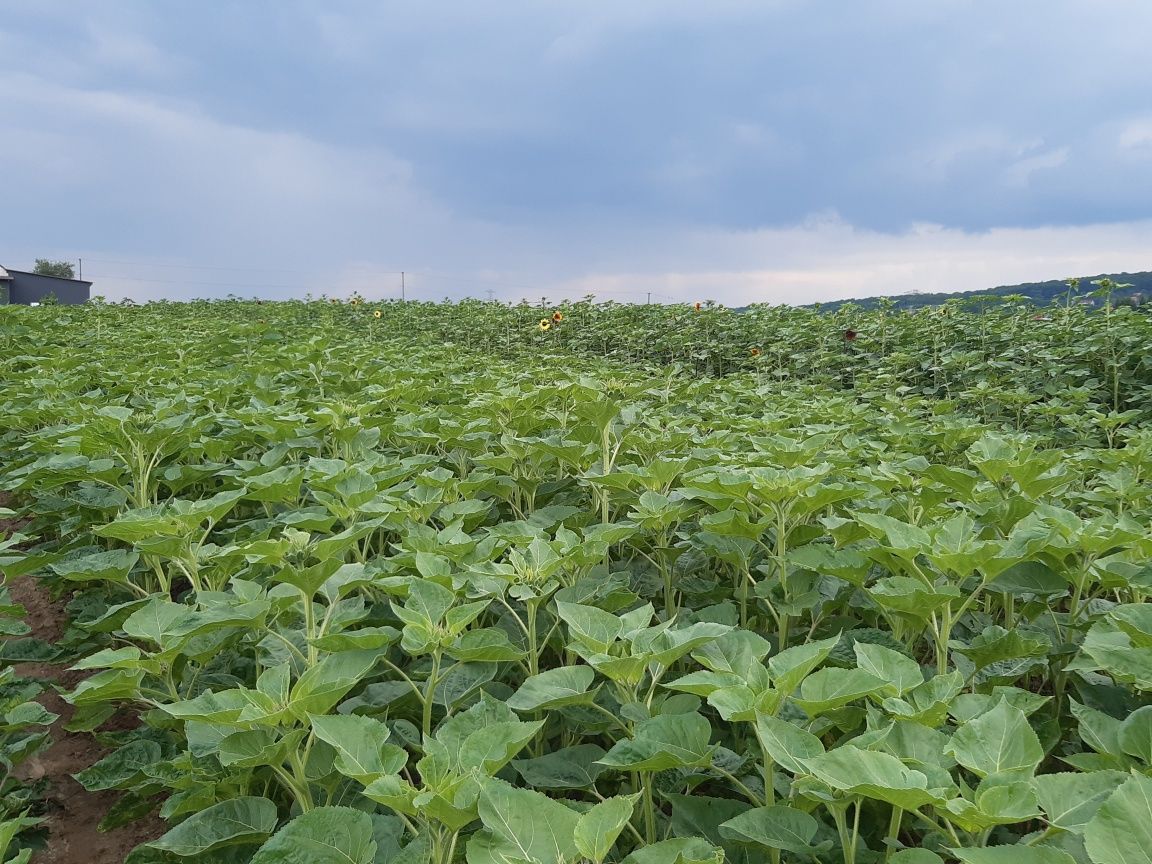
left=3, top=498, right=166, bottom=864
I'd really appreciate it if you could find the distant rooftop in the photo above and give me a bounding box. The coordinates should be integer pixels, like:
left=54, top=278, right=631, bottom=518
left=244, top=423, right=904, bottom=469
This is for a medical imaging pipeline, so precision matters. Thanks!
left=0, top=267, right=91, bottom=285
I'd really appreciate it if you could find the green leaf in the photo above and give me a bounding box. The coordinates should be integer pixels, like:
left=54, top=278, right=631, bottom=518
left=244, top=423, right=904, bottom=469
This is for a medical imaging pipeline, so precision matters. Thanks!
left=855, top=512, right=932, bottom=560
left=890, top=852, right=945, bottom=864
left=506, top=666, right=596, bottom=711
left=664, top=793, right=748, bottom=851
left=556, top=601, right=623, bottom=653
left=73, top=740, right=162, bottom=791
left=792, top=667, right=885, bottom=714
left=477, top=778, right=580, bottom=864
left=990, top=562, right=1066, bottom=597
left=1033, top=771, right=1127, bottom=833
left=288, top=651, right=378, bottom=720
left=598, top=712, right=713, bottom=772
left=1084, top=773, right=1152, bottom=864
left=308, top=714, right=407, bottom=783
left=801, top=746, right=948, bottom=809
left=950, top=847, right=1076, bottom=864
left=1071, top=700, right=1124, bottom=757
left=48, top=549, right=139, bottom=585
left=946, top=700, right=1043, bottom=779
left=869, top=577, right=961, bottom=618
left=249, top=807, right=376, bottom=864
left=753, top=714, right=825, bottom=774
left=691, top=630, right=773, bottom=677
left=457, top=720, right=544, bottom=775
left=148, top=797, right=278, bottom=857
left=393, top=579, right=454, bottom=629
left=464, top=829, right=537, bottom=864
left=719, top=805, right=819, bottom=854
left=311, top=626, right=399, bottom=653
left=513, top=745, right=608, bottom=790
left=217, top=729, right=303, bottom=769
left=1118, top=705, right=1152, bottom=763
left=448, top=628, right=525, bottom=662
left=574, top=794, right=640, bottom=864
left=854, top=642, right=924, bottom=695
left=768, top=634, right=840, bottom=694
left=621, top=837, right=723, bottom=864
left=122, top=598, right=188, bottom=647
left=161, top=689, right=251, bottom=723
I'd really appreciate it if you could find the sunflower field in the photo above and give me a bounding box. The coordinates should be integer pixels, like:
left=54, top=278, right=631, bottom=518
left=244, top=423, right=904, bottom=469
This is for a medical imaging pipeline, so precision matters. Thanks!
left=0, top=293, right=1151, bottom=864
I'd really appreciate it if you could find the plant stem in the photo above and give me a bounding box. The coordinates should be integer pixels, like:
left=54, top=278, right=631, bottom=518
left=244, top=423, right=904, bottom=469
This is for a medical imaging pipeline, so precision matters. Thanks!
left=884, top=807, right=903, bottom=863
left=423, top=650, right=441, bottom=739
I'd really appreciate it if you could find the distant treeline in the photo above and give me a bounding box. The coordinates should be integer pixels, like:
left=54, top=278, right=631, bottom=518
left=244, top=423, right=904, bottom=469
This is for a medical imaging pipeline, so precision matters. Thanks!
left=808, top=271, right=1152, bottom=311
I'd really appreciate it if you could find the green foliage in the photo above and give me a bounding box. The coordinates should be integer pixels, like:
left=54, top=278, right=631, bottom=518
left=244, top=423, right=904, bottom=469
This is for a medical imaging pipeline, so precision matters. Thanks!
left=0, top=297, right=1151, bottom=863
left=32, top=259, right=75, bottom=279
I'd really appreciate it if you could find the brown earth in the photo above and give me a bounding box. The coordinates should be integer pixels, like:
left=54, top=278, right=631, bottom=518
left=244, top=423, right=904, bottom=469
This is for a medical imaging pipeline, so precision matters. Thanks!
left=3, top=498, right=166, bottom=864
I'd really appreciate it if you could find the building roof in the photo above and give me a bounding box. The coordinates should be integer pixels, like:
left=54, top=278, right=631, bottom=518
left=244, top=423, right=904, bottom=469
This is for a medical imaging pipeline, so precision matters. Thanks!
left=0, top=266, right=10, bottom=281
left=2, top=267, right=91, bottom=286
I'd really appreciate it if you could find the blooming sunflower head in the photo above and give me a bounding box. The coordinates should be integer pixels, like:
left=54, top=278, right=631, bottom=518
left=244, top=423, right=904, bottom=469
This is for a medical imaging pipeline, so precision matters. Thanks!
left=330, top=298, right=339, bottom=305
left=694, top=302, right=703, bottom=312
left=552, top=311, right=564, bottom=322
left=750, top=347, right=761, bottom=357
left=843, top=329, right=858, bottom=341
left=373, top=310, right=382, bottom=319
left=538, top=319, right=552, bottom=332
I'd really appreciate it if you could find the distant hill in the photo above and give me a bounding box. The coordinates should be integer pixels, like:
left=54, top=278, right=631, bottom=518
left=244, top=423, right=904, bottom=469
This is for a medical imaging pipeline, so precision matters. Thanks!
left=812, top=271, right=1152, bottom=311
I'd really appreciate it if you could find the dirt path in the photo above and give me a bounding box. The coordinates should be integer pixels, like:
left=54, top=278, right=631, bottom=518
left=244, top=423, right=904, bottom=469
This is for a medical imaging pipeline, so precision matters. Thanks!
left=3, top=501, right=166, bottom=864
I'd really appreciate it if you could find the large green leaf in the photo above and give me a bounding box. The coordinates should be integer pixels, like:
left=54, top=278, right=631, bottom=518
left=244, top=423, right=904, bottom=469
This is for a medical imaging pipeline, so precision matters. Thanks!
left=1084, top=773, right=1152, bottom=864
left=556, top=601, right=623, bottom=653
left=513, top=745, right=608, bottom=790
left=287, top=651, right=378, bottom=720
left=754, top=714, right=825, bottom=774
left=73, top=740, right=162, bottom=791
left=506, top=666, right=596, bottom=711
left=951, top=848, right=1076, bottom=864
left=621, top=837, right=723, bottom=864
left=768, top=635, right=840, bottom=694
left=148, top=797, right=278, bottom=857
left=1033, top=771, right=1127, bottom=834
left=801, top=746, right=948, bottom=809
left=854, top=642, right=924, bottom=695
left=476, top=778, right=581, bottom=864
left=946, top=700, right=1043, bottom=779
left=1118, top=705, right=1152, bottom=764
left=308, top=713, right=407, bottom=783
left=792, top=667, right=885, bottom=714
left=249, top=807, right=376, bottom=864
left=574, top=794, right=640, bottom=864
left=48, top=549, right=139, bottom=585
left=719, top=805, right=819, bottom=854
left=598, top=712, right=714, bottom=772
left=457, top=719, right=545, bottom=774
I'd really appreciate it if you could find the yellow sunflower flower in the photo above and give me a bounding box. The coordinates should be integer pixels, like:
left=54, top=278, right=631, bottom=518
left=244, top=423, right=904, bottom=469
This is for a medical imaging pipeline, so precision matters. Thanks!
left=373, top=310, right=382, bottom=319
left=538, top=319, right=552, bottom=332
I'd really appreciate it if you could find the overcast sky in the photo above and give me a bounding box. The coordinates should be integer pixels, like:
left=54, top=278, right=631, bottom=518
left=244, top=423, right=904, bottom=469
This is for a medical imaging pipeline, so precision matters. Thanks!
left=2, top=1, right=1151, bottom=305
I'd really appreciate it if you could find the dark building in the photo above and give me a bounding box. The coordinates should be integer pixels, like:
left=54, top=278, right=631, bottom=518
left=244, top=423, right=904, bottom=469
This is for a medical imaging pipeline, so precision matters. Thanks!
left=0, top=266, right=92, bottom=306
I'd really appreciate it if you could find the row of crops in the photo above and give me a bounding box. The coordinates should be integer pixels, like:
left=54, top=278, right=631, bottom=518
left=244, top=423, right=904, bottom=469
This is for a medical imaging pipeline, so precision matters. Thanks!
left=0, top=298, right=1150, bottom=864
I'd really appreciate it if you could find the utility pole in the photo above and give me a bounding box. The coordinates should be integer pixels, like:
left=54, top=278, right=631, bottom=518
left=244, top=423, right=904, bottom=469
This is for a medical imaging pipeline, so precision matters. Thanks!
left=646, top=292, right=651, bottom=305
left=401, top=271, right=406, bottom=301
left=486, top=288, right=495, bottom=302
left=78, top=258, right=82, bottom=280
